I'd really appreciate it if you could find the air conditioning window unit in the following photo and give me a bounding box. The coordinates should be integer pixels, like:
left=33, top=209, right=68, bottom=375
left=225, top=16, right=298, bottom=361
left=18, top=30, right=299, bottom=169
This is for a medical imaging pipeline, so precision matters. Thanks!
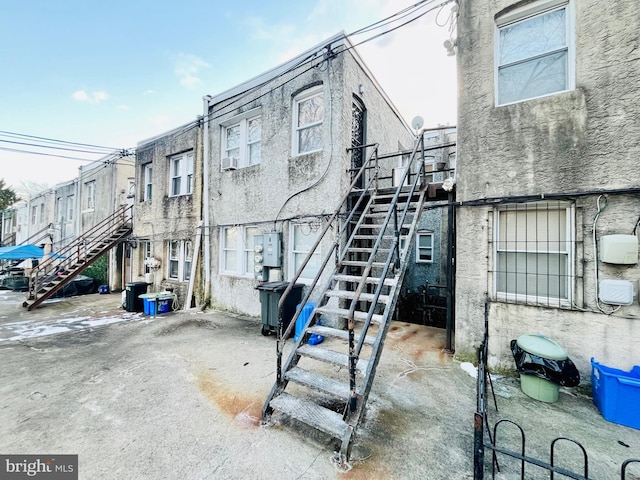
left=222, top=157, right=238, bottom=170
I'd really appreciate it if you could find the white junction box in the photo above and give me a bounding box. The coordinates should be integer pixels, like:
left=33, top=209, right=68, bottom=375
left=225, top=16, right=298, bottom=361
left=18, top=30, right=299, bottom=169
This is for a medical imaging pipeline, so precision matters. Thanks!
left=599, top=279, right=635, bottom=306
left=599, top=235, right=638, bottom=264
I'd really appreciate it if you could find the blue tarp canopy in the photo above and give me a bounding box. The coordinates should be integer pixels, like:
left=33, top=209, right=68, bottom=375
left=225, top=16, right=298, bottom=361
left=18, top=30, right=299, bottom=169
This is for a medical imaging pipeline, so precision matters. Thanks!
left=0, top=245, right=45, bottom=260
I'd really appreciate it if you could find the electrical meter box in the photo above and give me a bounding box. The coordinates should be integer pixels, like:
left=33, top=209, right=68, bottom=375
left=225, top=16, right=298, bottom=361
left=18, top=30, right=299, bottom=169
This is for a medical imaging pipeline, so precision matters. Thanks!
left=599, top=235, right=638, bottom=265
left=263, top=232, right=281, bottom=267
left=599, top=279, right=634, bottom=306
left=253, top=235, right=266, bottom=280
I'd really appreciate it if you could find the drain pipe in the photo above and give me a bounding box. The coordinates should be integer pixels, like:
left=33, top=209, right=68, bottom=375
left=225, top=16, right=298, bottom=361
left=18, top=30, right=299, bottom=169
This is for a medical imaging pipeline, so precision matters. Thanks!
left=202, top=95, right=212, bottom=305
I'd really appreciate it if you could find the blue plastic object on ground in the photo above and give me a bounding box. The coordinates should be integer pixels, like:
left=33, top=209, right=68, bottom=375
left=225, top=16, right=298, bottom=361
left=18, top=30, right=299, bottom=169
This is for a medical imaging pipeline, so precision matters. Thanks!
left=294, top=302, right=323, bottom=345
left=591, top=358, right=640, bottom=430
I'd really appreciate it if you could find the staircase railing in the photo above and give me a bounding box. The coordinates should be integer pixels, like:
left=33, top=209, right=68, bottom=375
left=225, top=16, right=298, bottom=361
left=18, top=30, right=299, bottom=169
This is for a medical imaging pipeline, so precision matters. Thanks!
left=27, top=205, right=132, bottom=302
left=271, top=132, right=430, bottom=390
left=273, top=144, right=380, bottom=384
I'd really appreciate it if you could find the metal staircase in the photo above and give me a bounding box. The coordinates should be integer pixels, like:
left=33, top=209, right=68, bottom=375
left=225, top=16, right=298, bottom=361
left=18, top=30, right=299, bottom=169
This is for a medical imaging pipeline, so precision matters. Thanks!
left=23, top=205, right=132, bottom=311
left=262, top=135, right=434, bottom=466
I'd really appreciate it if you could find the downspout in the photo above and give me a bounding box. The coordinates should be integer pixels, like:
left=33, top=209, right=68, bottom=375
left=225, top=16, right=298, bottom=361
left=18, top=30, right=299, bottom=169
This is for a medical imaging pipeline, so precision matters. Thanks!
left=202, top=95, right=212, bottom=306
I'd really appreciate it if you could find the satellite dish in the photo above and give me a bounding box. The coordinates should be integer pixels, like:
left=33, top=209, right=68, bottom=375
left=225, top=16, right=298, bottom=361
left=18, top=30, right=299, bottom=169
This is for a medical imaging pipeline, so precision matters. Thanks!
left=411, top=116, right=424, bottom=131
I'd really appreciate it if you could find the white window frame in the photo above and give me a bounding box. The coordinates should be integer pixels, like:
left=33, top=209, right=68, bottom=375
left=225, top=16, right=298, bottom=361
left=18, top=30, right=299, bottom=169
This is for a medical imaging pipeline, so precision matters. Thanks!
left=292, top=86, right=324, bottom=156
left=85, top=181, right=95, bottom=210
left=167, top=240, right=192, bottom=281
left=493, top=202, right=575, bottom=306
left=143, top=164, right=153, bottom=201
left=169, top=152, right=194, bottom=197
left=219, top=225, right=260, bottom=277
left=221, top=110, right=262, bottom=170
left=31, top=205, right=37, bottom=225
left=416, top=232, right=434, bottom=263
left=66, top=195, right=74, bottom=222
left=495, top=0, right=574, bottom=106
left=289, top=222, right=322, bottom=283
left=143, top=241, right=152, bottom=274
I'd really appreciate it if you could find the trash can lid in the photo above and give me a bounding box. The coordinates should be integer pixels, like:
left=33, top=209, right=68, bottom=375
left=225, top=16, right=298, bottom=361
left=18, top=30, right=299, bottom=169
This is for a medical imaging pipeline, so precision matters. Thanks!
left=516, top=334, right=567, bottom=360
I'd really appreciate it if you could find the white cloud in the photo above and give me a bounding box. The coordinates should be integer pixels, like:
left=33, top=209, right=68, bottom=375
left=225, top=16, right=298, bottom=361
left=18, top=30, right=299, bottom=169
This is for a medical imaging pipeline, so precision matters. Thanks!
left=173, top=53, right=210, bottom=88
left=71, top=89, right=109, bottom=104
left=143, top=89, right=156, bottom=96
left=117, top=105, right=129, bottom=110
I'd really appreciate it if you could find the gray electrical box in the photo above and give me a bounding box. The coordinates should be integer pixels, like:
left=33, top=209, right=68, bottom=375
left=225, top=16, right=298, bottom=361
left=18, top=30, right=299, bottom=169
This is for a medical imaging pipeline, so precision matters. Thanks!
left=263, top=232, right=281, bottom=267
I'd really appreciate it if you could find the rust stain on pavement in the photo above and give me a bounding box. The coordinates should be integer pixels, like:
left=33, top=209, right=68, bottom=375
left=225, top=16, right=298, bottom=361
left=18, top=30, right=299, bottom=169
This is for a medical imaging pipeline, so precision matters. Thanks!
left=196, top=369, right=262, bottom=428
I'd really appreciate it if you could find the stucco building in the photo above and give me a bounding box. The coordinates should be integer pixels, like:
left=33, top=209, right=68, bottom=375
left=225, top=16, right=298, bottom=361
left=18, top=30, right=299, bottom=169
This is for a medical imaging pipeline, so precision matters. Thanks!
left=455, top=0, right=640, bottom=379
left=202, top=33, right=414, bottom=317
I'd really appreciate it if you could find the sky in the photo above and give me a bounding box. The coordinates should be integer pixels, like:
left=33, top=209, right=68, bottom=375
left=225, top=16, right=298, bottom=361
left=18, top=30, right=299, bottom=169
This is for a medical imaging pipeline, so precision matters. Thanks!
left=0, top=0, right=458, bottom=193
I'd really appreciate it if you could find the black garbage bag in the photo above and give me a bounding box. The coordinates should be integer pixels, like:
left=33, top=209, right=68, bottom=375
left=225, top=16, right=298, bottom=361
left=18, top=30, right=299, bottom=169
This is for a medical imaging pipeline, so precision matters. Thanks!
left=510, top=339, right=580, bottom=387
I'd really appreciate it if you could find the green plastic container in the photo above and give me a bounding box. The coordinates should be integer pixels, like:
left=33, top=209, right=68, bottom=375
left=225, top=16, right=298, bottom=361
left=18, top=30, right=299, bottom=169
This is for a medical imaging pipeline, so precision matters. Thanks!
left=516, top=334, right=567, bottom=403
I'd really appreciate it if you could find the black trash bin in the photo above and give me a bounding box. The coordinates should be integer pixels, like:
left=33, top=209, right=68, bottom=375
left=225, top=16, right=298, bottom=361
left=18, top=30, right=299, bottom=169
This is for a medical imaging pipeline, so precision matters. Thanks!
left=256, top=281, right=304, bottom=336
left=125, top=282, right=149, bottom=312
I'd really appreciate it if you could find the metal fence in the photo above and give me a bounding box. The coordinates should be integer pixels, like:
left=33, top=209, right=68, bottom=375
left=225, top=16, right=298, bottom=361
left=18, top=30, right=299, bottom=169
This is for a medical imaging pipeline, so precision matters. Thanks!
left=474, top=303, right=640, bottom=479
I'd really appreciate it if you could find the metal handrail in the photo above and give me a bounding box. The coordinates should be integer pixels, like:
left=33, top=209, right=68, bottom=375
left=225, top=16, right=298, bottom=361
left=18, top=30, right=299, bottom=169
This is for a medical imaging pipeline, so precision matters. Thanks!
left=28, top=205, right=132, bottom=300
left=274, top=145, right=379, bottom=383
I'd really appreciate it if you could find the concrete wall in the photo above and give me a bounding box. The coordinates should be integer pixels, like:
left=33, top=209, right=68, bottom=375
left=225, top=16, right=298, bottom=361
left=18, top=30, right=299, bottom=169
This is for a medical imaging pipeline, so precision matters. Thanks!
left=132, top=124, right=202, bottom=305
left=456, top=0, right=640, bottom=379
left=205, top=45, right=413, bottom=318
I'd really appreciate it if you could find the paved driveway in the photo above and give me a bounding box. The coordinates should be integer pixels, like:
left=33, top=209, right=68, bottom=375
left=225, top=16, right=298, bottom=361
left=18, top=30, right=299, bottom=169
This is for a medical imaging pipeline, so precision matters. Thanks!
left=0, top=292, right=639, bottom=479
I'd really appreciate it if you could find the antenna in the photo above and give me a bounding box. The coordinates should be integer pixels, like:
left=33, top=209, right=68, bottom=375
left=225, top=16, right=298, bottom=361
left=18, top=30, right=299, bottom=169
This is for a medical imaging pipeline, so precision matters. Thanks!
left=411, top=116, right=424, bottom=132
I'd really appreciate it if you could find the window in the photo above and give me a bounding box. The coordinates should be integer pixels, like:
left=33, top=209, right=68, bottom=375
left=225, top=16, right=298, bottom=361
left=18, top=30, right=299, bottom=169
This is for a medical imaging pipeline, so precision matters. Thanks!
left=494, top=202, right=574, bottom=306
left=496, top=0, right=573, bottom=105
left=85, top=181, right=95, bottom=210
left=143, top=241, right=152, bottom=274
left=222, top=114, right=262, bottom=169
left=293, top=86, right=324, bottom=155
left=167, top=240, right=192, bottom=281
left=31, top=206, right=37, bottom=225
left=220, top=225, right=259, bottom=276
left=38, top=204, right=44, bottom=224
left=416, top=232, right=434, bottom=263
left=143, top=164, right=153, bottom=201
left=66, top=195, right=74, bottom=222
left=56, top=197, right=63, bottom=223
left=290, top=223, right=321, bottom=281
left=170, top=152, right=194, bottom=197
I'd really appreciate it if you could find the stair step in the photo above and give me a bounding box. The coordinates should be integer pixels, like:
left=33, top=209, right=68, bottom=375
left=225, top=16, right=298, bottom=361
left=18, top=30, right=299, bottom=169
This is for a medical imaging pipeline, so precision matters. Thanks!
left=353, top=235, right=393, bottom=241
left=365, top=211, right=414, bottom=220
left=297, top=344, right=368, bottom=372
left=269, top=392, right=348, bottom=440
left=307, top=325, right=375, bottom=346
left=332, top=274, right=396, bottom=286
left=341, top=260, right=387, bottom=268
left=316, top=305, right=384, bottom=324
left=346, top=247, right=391, bottom=254
left=285, top=367, right=351, bottom=399
left=325, top=289, right=390, bottom=304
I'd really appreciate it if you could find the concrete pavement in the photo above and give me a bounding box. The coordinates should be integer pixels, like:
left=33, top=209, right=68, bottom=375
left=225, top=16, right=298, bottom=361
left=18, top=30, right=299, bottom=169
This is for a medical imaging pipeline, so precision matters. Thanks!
left=0, top=291, right=638, bottom=479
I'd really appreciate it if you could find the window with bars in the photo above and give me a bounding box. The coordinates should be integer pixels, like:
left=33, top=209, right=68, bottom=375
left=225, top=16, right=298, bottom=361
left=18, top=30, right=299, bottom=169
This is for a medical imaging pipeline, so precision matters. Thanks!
left=494, top=202, right=574, bottom=307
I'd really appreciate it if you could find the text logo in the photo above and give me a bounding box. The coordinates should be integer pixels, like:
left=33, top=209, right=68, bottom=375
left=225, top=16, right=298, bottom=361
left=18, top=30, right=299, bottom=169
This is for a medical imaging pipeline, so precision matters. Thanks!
left=1, top=455, right=77, bottom=479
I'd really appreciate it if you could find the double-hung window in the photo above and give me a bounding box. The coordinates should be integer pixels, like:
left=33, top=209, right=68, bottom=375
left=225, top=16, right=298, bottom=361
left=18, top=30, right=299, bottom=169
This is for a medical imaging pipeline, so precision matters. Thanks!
left=143, top=164, right=153, bottom=201
left=170, top=152, right=194, bottom=197
left=222, top=113, right=262, bottom=169
left=416, top=232, right=434, bottom=263
left=85, top=181, right=96, bottom=210
left=496, top=0, right=573, bottom=105
left=220, top=225, right=259, bottom=276
left=494, top=202, right=574, bottom=306
left=290, top=223, right=321, bottom=281
left=293, top=86, right=324, bottom=155
left=167, top=240, right=192, bottom=281
left=143, top=241, right=152, bottom=274
left=31, top=206, right=37, bottom=225
left=66, top=195, right=74, bottom=222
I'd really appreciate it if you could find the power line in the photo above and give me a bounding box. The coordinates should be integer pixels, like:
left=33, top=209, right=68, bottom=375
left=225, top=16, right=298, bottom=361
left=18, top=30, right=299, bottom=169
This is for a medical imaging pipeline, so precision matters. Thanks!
left=0, top=130, right=121, bottom=152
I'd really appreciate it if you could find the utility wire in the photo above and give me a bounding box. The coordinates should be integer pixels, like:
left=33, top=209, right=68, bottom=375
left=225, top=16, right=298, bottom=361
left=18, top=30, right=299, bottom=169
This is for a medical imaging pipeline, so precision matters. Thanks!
left=0, top=130, right=121, bottom=152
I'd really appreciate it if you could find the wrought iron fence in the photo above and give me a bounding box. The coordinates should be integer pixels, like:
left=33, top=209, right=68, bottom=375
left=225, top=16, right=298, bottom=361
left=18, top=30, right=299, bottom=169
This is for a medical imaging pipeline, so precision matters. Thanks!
left=474, top=303, right=640, bottom=479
